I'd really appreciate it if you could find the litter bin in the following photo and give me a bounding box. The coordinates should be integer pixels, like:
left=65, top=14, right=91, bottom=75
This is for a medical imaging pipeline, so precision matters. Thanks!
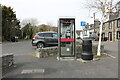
left=81, top=38, right=93, bottom=60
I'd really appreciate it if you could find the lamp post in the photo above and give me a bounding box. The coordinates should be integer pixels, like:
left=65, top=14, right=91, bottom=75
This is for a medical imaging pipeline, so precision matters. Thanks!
left=91, top=12, right=96, bottom=33
left=93, top=13, right=96, bottom=33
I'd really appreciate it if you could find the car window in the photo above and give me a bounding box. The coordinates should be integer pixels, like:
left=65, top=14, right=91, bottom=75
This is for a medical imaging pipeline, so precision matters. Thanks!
left=43, top=33, right=52, bottom=37
left=38, top=33, right=44, bottom=37
left=52, top=33, right=58, bottom=38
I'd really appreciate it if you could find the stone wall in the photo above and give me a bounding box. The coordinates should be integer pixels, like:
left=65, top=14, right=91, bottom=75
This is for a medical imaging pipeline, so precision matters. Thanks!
left=76, top=44, right=104, bottom=55
left=36, top=44, right=104, bottom=58
left=36, top=47, right=58, bottom=58
left=1, top=53, right=14, bottom=74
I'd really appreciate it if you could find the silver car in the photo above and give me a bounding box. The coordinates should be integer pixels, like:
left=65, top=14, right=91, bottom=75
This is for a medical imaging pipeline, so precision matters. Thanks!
left=32, top=32, right=58, bottom=48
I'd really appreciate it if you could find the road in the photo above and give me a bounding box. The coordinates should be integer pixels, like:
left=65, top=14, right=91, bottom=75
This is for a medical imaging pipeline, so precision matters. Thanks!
left=103, top=41, right=118, bottom=59
left=1, top=40, right=119, bottom=78
left=93, top=41, right=118, bottom=59
left=2, top=40, right=35, bottom=56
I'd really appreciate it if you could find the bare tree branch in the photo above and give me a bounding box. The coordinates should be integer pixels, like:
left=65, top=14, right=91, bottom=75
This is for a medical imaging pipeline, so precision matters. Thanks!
left=21, top=18, right=39, bottom=27
left=82, top=0, right=119, bottom=56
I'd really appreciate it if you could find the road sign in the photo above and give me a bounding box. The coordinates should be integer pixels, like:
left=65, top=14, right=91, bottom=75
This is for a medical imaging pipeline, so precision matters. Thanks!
left=81, top=21, right=86, bottom=26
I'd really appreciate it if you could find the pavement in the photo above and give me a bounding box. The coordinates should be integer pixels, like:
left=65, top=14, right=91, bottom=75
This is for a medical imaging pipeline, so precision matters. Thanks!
left=0, top=40, right=119, bottom=78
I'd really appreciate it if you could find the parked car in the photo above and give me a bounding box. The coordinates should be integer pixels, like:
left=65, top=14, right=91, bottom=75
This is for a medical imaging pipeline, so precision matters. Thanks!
left=89, top=33, right=99, bottom=41
left=32, top=32, right=58, bottom=48
left=90, top=33, right=108, bottom=41
left=11, top=36, right=19, bottom=42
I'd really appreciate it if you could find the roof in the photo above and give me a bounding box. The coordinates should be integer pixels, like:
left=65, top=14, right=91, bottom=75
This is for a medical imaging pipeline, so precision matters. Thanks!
left=104, top=17, right=120, bottom=23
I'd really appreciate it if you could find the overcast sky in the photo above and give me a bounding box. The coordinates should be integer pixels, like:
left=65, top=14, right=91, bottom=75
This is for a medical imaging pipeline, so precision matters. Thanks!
left=1, top=0, right=102, bottom=30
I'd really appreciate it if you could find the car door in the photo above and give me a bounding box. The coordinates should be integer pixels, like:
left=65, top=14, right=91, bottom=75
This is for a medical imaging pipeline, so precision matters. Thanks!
left=52, top=33, right=58, bottom=45
left=43, top=33, right=54, bottom=45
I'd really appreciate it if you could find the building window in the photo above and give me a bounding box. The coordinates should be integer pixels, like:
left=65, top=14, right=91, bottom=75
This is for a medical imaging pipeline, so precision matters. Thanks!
left=118, top=19, right=120, bottom=28
left=108, top=32, right=112, bottom=41
left=117, top=31, right=120, bottom=39
left=102, top=23, right=105, bottom=30
left=109, top=22, right=112, bottom=29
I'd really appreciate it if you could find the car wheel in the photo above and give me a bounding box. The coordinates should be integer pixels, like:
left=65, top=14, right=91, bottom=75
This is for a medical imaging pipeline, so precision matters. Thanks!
left=37, top=43, right=44, bottom=48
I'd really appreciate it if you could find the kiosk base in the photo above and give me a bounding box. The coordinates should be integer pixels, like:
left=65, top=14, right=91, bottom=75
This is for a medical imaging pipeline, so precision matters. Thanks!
left=57, top=57, right=76, bottom=61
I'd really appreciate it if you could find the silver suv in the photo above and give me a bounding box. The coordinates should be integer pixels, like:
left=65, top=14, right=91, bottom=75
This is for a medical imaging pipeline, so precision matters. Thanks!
left=32, top=32, right=58, bottom=48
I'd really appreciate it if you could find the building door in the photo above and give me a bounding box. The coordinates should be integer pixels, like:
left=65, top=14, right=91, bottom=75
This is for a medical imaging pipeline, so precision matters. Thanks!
left=102, top=33, right=105, bottom=41
left=117, top=31, right=120, bottom=40
left=108, top=32, right=112, bottom=41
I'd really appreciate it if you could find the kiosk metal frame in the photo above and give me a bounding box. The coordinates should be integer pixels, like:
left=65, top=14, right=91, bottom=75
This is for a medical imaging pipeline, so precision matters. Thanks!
left=58, top=18, right=76, bottom=59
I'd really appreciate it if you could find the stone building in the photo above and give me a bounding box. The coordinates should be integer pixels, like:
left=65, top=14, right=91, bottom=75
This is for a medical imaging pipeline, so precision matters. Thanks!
left=89, top=19, right=101, bottom=34
left=76, top=1, right=120, bottom=41
left=102, top=17, right=120, bottom=41
left=102, top=1, right=120, bottom=42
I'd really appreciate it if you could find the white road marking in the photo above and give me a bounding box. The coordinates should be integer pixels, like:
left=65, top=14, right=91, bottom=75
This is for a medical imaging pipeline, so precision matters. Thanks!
left=21, top=69, right=44, bottom=74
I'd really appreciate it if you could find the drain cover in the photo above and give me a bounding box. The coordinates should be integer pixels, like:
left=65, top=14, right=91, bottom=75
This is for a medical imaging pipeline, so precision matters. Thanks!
left=21, top=69, right=44, bottom=74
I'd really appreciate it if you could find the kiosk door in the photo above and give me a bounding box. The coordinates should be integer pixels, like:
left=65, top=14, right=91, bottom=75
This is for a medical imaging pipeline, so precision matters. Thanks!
left=59, top=18, right=75, bottom=57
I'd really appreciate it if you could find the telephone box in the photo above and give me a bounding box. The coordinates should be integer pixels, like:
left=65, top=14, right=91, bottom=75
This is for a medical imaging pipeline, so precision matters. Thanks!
left=58, top=18, right=76, bottom=57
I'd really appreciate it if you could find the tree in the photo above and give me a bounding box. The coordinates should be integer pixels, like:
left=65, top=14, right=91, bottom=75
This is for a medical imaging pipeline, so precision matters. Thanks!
left=21, top=18, right=39, bottom=27
left=21, top=23, right=37, bottom=39
left=1, top=5, right=21, bottom=41
left=84, top=0, right=119, bottom=56
left=0, top=4, right=2, bottom=41
left=21, top=18, right=39, bottom=39
left=47, top=21, right=53, bottom=31
left=21, top=23, right=30, bottom=39
left=38, top=24, right=49, bottom=32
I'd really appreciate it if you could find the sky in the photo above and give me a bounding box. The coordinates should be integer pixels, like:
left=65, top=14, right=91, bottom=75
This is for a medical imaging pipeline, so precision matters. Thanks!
left=1, top=0, right=102, bottom=30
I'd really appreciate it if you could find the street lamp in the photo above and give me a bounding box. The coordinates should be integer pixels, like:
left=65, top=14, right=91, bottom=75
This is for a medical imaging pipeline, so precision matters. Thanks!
left=93, top=13, right=96, bottom=33
left=91, top=12, right=96, bottom=33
